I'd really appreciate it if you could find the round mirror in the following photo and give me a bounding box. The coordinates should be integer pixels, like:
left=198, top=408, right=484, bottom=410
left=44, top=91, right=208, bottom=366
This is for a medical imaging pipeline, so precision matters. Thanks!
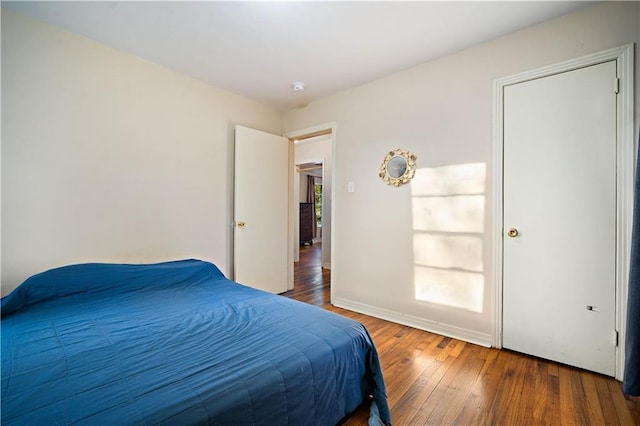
left=386, top=156, right=408, bottom=179
left=379, top=148, right=417, bottom=186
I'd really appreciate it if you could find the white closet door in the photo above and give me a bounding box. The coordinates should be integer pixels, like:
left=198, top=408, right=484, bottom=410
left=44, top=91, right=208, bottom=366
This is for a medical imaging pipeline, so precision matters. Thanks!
left=502, top=61, right=617, bottom=376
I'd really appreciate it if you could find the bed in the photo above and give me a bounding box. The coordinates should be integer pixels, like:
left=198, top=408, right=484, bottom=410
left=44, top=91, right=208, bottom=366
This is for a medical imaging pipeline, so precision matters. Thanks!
left=1, top=259, right=391, bottom=425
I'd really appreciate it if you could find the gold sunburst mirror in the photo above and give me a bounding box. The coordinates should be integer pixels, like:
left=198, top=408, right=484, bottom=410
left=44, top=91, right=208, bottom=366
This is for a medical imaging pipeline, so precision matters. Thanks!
left=379, top=148, right=417, bottom=186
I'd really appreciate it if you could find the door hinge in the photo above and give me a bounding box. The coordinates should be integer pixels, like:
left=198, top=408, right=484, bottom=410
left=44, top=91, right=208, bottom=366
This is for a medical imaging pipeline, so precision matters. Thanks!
left=614, top=330, right=619, bottom=347
left=614, top=78, right=620, bottom=94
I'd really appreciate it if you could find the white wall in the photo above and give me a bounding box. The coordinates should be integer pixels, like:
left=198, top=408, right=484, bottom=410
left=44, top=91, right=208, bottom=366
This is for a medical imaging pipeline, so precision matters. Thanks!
left=283, top=2, right=640, bottom=346
left=295, top=137, right=332, bottom=268
left=1, top=9, right=282, bottom=295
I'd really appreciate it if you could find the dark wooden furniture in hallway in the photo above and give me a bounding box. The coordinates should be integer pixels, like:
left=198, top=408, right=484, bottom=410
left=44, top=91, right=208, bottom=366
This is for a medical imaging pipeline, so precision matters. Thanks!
left=284, top=244, right=640, bottom=425
left=299, top=202, right=314, bottom=246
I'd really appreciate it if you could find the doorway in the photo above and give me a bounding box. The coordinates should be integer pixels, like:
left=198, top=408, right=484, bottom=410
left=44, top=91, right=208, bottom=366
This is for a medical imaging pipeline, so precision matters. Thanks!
left=297, top=162, right=323, bottom=245
left=287, top=124, right=335, bottom=294
left=492, top=44, right=634, bottom=380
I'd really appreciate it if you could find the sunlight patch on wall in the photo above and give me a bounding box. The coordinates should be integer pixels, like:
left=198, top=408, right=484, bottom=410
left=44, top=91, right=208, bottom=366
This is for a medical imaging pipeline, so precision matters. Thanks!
left=414, top=267, right=484, bottom=312
left=412, top=195, right=484, bottom=233
left=413, top=234, right=482, bottom=272
left=411, top=163, right=486, bottom=313
left=412, top=163, right=486, bottom=196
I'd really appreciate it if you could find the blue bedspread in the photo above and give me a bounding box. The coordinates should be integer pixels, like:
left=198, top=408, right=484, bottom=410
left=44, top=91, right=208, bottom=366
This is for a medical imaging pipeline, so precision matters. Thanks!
left=1, top=260, right=390, bottom=425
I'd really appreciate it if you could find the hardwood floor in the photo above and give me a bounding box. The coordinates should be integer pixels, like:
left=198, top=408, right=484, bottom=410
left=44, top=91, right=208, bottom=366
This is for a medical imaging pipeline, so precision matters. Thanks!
left=283, top=244, right=640, bottom=425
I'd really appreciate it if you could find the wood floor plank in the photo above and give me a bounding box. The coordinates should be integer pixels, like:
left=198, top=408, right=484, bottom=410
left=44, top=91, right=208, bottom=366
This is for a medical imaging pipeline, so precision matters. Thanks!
left=570, top=367, right=592, bottom=425
left=558, top=364, right=579, bottom=424
left=581, top=371, right=607, bottom=425
left=485, top=352, right=528, bottom=425
left=391, top=351, right=451, bottom=424
left=406, top=341, right=480, bottom=424
left=591, top=375, right=617, bottom=425
left=383, top=332, right=442, bottom=408
left=387, top=336, right=445, bottom=409
left=453, top=347, right=504, bottom=425
left=287, top=244, right=640, bottom=425
left=608, top=380, right=637, bottom=426
left=548, top=367, right=563, bottom=426
left=435, top=346, right=487, bottom=425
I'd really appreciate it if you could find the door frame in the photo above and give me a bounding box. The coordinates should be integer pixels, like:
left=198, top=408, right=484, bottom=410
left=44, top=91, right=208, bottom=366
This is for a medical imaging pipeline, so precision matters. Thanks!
left=295, top=159, right=325, bottom=261
left=492, top=44, right=634, bottom=380
left=285, top=122, right=337, bottom=293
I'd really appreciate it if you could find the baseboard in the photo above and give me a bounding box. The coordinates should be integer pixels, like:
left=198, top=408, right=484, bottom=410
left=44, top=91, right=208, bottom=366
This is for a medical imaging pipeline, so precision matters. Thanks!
left=332, top=297, right=492, bottom=348
left=322, top=262, right=331, bottom=270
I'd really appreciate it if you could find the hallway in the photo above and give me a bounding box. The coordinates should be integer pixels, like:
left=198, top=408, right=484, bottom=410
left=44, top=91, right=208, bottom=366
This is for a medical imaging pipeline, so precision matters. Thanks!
left=284, top=243, right=330, bottom=307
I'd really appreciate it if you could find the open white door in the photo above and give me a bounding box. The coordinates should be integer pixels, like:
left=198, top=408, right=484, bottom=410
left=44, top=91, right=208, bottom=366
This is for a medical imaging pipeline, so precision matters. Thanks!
left=234, top=125, right=289, bottom=294
left=502, top=61, right=617, bottom=375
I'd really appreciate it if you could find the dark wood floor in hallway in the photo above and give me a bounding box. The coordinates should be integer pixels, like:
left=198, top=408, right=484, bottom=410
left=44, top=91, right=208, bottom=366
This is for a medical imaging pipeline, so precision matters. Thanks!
left=283, top=243, right=640, bottom=425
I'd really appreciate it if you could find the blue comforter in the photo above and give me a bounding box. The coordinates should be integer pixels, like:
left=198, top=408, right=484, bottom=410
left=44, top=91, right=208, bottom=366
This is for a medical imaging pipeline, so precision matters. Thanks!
left=1, top=260, right=390, bottom=425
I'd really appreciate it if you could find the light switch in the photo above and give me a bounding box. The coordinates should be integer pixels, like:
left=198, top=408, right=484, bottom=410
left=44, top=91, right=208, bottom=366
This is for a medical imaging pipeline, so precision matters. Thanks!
left=347, top=181, right=355, bottom=193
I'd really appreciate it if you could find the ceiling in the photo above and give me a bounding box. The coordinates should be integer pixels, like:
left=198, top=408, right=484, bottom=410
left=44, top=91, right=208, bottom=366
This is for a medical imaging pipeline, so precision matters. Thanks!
left=297, top=162, right=323, bottom=178
left=3, top=1, right=592, bottom=111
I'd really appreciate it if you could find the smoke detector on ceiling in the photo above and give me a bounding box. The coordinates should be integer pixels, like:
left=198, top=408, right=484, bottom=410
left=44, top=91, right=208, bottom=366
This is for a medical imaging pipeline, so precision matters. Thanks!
left=291, top=82, right=305, bottom=92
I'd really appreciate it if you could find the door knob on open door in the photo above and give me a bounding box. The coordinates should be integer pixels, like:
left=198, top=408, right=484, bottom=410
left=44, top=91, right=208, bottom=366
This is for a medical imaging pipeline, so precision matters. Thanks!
left=507, top=228, right=519, bottom=238
left=237, top=221, right=246, bottom=228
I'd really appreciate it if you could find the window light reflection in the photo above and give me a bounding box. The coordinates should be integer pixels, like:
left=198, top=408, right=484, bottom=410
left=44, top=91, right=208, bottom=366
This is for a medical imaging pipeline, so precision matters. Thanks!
left=414, top=266, right=484, bottom=313
left=411, top=163, right=486, bottom=313
left=412, top=195, right=484, bottom=233
left=413, top=233, right=483, bottom=272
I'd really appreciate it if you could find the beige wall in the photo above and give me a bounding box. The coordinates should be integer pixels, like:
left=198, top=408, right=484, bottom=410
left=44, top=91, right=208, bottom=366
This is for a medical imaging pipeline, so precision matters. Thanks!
left=283, top=2, right=640, bottom=345
left=1, top=10, right=282, bottom=295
